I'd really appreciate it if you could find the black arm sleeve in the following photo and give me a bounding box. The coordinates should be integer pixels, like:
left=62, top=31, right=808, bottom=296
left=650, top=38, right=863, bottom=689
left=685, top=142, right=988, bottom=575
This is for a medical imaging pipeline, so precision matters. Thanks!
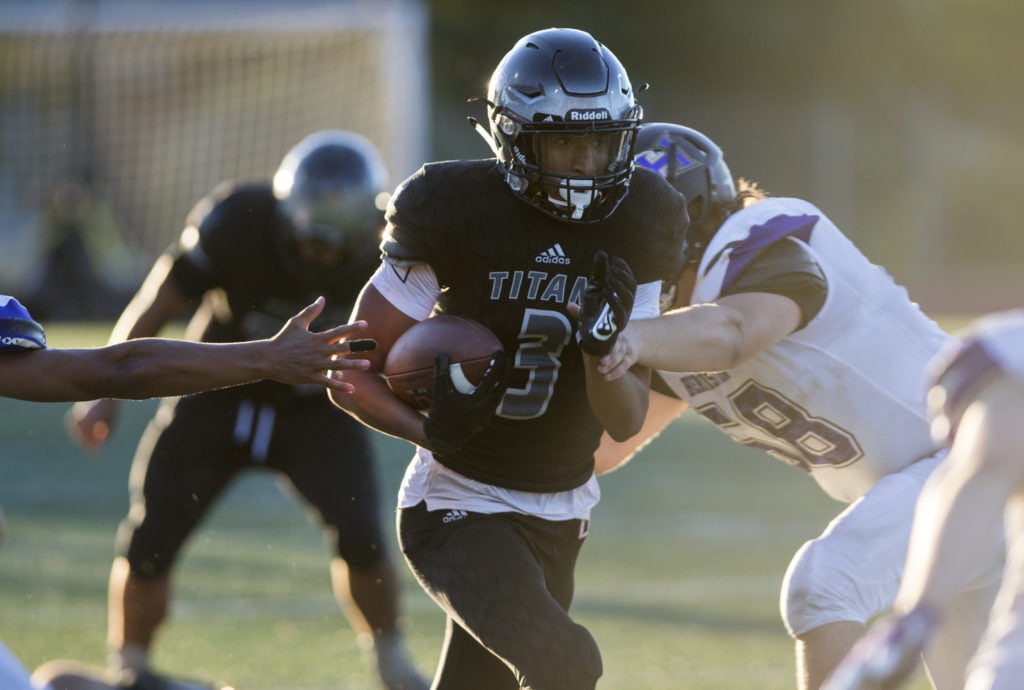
left=720, top=237, right=827, bottom=329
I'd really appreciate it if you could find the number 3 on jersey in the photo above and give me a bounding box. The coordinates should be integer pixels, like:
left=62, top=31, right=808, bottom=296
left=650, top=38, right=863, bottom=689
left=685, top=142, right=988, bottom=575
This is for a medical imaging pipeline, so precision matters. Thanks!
left=497, top=308, right=571, bottom=420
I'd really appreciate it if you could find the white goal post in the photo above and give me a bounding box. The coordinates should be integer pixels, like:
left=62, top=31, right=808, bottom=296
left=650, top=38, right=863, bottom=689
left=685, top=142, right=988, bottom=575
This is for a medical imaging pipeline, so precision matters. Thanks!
left=0, top=0, right=429, bottom=292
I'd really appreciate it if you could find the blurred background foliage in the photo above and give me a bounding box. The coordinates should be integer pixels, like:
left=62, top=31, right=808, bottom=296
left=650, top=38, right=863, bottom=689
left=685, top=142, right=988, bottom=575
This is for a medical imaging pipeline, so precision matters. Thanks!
left=427, top=0, right=1024, bottom=313
left=1, top=0, right=1020, bottom=316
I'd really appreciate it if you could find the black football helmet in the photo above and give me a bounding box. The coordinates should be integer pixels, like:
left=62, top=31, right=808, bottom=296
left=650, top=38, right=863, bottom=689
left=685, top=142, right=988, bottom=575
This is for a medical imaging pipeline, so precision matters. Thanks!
left=634, top=123, right=735, bottom=227
left=479, top=28, right=643, bottom=223
left=272, top=130, right=389, bottom=248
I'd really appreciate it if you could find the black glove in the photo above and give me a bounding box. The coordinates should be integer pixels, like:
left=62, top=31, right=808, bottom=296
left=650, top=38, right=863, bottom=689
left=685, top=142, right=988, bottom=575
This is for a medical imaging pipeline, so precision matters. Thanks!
left=578, top=250, right=637, bottom=355
left=423, top=349, right=507, bottom=457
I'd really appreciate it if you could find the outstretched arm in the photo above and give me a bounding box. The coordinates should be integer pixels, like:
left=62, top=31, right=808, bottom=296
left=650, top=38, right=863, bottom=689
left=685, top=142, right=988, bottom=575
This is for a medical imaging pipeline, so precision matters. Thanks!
left=0, top=297, right=373, bottom=403
left=595, top=291, right=802, bottom=381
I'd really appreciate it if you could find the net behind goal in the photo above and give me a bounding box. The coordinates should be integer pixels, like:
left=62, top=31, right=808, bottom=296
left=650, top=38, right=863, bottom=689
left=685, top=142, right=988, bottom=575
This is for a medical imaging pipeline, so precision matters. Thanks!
left=0, top=0, right=428, bottom=296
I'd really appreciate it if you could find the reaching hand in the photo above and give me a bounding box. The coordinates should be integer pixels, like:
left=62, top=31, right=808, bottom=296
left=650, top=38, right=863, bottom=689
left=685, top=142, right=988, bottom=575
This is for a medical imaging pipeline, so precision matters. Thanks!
left=266, top=296, right=376, bottom=390
left=423, top=350, right=507, bottom=457
left=822, top=607, right=939, bottom=690
left=578, top=250, right=637, bottom=356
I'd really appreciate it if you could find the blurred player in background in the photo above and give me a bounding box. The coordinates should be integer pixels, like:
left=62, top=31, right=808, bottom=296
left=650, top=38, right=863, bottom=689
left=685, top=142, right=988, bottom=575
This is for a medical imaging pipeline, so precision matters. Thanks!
left=593, top=122, right=1004, bottom=690
left=331, top=28, right=687, bottom=690
left=65, top=131, right=428, bottom=690
left=0, top=294, right=374, bottom=690
left=824, top=309, right=1024, bottom=690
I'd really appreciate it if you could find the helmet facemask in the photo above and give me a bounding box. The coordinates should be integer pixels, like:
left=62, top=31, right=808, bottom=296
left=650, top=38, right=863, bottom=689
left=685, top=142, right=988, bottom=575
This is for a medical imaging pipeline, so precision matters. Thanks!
left=492, top=109, right=640, bottom=222
left=479, top=28, right=643, bottom=224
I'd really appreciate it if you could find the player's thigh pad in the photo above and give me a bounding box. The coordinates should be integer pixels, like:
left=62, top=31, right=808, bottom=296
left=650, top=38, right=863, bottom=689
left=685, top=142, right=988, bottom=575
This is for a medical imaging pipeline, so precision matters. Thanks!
left=781, top=455, right=942, bottom=637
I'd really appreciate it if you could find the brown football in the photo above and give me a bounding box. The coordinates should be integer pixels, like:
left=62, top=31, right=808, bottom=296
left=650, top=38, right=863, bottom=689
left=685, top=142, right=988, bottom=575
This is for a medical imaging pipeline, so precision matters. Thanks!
left=383, top=315, right=503, bottom=410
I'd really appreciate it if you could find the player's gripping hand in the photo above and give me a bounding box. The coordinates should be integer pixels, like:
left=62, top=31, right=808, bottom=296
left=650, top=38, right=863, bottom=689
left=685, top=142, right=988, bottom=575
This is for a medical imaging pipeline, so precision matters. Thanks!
left=578, top=250, right=637, bottom=356
left=822, top=607, right=939, bottom=690
left=423, top=350, right=507, bottom=457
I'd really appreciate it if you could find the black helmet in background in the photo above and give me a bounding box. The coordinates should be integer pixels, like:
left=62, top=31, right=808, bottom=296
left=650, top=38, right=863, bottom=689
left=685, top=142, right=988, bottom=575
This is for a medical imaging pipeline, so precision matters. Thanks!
left=273, top=130, right=389, bottom=254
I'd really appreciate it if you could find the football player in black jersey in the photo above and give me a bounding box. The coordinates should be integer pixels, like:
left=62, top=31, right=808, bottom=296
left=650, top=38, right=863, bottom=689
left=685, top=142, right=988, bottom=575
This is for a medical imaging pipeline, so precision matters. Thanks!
left=0, top=295, right=373, bottom=690
left=330, top=29, right=688, bottom=690
left=65, top=132, right=429, bottom=690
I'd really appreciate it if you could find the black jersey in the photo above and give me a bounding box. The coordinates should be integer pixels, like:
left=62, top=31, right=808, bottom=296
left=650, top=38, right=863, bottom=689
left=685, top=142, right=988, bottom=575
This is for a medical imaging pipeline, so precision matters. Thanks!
left=168, top=182, right=381, bottom=401
left=384, top=159, right=687, bottom=491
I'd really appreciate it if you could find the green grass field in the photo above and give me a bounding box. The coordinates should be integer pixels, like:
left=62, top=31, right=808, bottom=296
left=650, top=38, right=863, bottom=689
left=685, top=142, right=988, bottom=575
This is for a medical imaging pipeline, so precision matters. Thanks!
left=0, top=324, right=947, bottom=690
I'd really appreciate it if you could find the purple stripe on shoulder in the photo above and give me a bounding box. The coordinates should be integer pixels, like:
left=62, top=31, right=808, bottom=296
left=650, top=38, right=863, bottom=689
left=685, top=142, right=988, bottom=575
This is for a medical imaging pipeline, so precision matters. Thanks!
left=721, top=214, right=818, bottom=290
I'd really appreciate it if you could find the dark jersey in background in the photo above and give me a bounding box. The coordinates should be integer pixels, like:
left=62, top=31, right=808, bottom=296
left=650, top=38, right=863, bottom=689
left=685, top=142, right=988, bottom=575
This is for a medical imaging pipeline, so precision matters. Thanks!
left=169, top=182, right=381, bottom=402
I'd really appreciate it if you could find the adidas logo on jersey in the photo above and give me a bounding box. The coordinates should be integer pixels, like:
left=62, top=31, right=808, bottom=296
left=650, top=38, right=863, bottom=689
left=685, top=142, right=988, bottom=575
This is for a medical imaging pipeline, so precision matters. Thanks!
left=442, top=509, right=468, bottom=524
left=535, top=243, right=571, bottom=265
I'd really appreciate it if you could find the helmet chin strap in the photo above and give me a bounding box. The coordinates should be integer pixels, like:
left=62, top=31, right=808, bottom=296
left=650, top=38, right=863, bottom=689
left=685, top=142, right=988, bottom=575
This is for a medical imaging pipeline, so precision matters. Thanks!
left=548, top=178, right=597, bottom=220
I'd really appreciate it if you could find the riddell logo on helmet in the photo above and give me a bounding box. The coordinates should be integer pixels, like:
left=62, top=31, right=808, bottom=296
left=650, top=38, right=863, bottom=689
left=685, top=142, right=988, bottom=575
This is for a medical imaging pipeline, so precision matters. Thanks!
left=568, top=109, right=610, bottom=121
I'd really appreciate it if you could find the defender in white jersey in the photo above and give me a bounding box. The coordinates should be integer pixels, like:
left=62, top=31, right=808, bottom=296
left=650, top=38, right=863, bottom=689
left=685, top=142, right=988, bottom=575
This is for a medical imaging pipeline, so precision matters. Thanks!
left=825, top=309, right=1024, bottom=690
left=594, top=123, right=1004, bottom=690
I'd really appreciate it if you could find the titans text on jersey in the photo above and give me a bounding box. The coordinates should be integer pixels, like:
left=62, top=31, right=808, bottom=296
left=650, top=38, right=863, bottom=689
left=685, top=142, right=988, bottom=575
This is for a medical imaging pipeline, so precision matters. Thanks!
left=381, top=159, right=687, bottom=492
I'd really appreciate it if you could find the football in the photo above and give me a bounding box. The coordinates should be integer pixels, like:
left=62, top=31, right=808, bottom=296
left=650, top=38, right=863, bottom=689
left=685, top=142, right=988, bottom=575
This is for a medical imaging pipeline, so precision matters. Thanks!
left=384, top=315, right=503, bottom=410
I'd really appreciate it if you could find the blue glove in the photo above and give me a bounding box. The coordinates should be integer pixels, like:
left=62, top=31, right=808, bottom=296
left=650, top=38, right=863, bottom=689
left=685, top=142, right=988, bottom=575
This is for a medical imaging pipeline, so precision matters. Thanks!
left=0, top=296, right=47, bottom=351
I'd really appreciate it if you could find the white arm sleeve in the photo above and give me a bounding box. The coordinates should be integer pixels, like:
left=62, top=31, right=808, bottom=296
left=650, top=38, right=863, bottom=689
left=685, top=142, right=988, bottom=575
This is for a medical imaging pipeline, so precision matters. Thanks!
left=369, top=261, right=440, bottom=320
left=631, top=281, right=662, bottom=320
